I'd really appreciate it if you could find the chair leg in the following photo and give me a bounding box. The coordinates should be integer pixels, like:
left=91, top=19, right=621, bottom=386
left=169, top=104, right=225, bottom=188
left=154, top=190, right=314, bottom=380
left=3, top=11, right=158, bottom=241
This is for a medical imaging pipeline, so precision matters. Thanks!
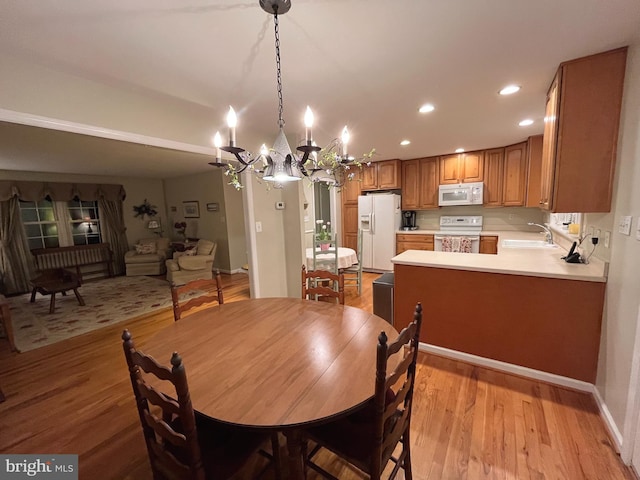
left=271, top=432, right=283, bottom=480
left=402, top=431, right=413, bottom=480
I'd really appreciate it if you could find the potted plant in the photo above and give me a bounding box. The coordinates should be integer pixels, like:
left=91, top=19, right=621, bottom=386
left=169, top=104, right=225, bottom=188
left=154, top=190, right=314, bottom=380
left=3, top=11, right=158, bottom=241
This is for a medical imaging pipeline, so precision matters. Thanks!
left=316, top=220, right=332, bottom=251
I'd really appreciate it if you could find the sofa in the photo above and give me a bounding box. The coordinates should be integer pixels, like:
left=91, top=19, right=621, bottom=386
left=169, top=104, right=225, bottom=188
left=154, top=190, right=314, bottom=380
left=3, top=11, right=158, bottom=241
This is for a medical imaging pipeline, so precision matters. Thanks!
left=166, top=239, right=217, bottom=285
left=124, top=237, right=171, bottom=276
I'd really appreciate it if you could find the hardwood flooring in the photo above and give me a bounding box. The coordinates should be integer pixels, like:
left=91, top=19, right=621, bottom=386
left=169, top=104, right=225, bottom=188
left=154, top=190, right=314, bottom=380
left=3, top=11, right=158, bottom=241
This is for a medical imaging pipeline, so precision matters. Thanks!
left=0, top=272, right=634, bottom=479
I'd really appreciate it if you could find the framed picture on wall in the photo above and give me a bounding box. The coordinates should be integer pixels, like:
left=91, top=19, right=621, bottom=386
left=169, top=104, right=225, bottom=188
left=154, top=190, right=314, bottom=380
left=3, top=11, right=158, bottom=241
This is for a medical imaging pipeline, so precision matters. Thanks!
left=182, top=201, right=200, bottom=218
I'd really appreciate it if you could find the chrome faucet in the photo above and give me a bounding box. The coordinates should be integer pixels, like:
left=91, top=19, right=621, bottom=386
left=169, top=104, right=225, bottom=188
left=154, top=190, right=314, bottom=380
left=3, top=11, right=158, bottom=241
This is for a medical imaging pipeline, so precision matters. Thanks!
left=528, top=222, right=554, bottom=244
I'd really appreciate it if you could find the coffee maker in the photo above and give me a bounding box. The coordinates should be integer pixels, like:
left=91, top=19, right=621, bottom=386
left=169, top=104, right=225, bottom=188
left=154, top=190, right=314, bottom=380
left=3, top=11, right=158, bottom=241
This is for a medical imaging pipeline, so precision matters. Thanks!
left=402, top=210, right=417, bottom=230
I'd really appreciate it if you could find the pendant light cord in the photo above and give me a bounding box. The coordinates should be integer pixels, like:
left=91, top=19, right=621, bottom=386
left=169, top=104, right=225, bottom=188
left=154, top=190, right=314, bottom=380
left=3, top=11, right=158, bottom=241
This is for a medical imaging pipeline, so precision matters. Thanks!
left=274, top=9, right=285, bottom=129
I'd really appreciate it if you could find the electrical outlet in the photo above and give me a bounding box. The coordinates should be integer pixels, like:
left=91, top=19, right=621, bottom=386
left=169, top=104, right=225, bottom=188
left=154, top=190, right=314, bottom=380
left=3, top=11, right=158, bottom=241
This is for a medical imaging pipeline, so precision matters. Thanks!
left=590, top=226, right=595, bottom=237
left=595, top=229, right=601, bottom=240
left=605, top=231, right=611, bottom=248
left=619, top=215, right=632, bottom=235
left=636, top=218, right=640, bottom=241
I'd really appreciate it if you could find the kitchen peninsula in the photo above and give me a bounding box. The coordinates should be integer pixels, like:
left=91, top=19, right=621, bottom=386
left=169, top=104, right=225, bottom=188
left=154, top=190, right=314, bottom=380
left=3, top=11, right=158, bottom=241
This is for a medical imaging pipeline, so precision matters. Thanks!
left=392, top=232, right=607, bottom=383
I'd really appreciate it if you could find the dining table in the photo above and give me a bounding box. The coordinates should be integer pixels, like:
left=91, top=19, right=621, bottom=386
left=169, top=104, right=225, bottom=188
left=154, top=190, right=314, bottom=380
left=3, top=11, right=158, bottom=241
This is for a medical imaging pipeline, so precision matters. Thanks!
left=305, top=246, right=357, bottom=271
left=140, top=297, right=398, bottom=479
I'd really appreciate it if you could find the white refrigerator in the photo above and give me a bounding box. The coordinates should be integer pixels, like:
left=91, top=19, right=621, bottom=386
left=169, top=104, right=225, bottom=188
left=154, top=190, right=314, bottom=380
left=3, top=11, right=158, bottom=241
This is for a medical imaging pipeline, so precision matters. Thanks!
left=358, top=193, right=401, bottom=271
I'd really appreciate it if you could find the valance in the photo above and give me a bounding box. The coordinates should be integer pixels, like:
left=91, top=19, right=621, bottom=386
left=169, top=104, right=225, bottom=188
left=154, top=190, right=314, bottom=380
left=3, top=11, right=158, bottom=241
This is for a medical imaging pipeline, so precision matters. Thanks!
left=0, top=180, right=126, bottom=203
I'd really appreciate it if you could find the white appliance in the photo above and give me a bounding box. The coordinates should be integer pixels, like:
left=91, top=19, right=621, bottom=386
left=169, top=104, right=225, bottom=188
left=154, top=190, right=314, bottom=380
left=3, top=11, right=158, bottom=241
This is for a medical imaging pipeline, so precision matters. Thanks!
left=358, top=193, right=401, bottom=271
left=438, top=182, right=484, bottom=206
left=434, top=215, right=482, bottom=253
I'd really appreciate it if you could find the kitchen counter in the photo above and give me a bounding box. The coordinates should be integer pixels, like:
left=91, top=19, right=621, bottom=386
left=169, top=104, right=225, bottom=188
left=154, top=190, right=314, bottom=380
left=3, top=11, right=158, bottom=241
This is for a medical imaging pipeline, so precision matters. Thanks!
left=392, top=229, right=607, bottom=383
left=393, top=231, right=607, bottom=283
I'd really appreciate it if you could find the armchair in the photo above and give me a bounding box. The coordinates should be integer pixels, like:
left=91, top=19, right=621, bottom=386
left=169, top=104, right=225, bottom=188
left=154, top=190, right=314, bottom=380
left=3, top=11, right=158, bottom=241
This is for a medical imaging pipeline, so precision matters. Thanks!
left=166, top=239, right=217, bottom=285
left=124, top=237, right=171, bottom=276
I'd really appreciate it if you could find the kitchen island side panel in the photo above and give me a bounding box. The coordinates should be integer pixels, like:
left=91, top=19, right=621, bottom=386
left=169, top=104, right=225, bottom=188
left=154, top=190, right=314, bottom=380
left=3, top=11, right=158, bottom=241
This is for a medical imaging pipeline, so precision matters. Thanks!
left=394, top=264, right=605, bottom=383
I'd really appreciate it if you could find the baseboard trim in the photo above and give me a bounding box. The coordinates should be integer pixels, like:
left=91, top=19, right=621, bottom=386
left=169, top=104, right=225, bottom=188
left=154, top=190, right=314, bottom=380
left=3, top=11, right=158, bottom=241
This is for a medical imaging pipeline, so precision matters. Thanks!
left=592, top=384, right=624, bottom=453
left=418, top=342, right=593, bottom=392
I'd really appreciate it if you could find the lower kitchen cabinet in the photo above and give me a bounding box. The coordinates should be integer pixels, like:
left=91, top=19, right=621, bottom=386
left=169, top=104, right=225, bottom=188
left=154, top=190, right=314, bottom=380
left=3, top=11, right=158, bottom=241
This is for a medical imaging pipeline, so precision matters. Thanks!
left=396, top=234, right=434, bottom=254
left=479, top=236, right=498, bottom=255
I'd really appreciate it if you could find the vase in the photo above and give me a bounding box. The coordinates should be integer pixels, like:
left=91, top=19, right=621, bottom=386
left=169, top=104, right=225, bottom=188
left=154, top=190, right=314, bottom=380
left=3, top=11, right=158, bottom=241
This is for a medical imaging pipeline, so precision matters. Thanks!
left=320, top=242, right=330, bottom=251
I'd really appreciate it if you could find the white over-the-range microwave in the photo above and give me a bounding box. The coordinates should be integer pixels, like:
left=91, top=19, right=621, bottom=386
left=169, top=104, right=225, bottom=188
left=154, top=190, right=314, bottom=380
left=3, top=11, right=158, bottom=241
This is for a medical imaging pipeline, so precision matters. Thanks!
left=438, top=182, right=484, bottom=206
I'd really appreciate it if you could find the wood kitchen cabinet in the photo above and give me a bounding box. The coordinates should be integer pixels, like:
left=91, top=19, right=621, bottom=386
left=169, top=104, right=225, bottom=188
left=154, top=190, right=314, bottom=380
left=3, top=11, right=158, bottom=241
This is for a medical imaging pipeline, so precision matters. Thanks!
left=540, top=47, right=627, bottom=212
left=525, top=134, right=543, bottom=208
left=362, top=159, right=401, bottom=191
left=439, top=151, right=484, bottom=185
left=396, top=234, right=434, bottom=254
left=502, top=142, right=528, bottom=206
left=340, top=169, right=362, bottom=251
left=479, top=235, right=498, bottom=255
left=483, top=142, right=527, bottom=207
left=401, top=156, right=439, bottom=210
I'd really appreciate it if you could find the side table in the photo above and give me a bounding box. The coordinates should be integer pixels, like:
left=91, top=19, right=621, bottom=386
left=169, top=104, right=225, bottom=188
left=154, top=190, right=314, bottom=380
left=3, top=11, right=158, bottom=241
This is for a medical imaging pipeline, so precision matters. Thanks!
left=30, top=268, right=85, bottom=314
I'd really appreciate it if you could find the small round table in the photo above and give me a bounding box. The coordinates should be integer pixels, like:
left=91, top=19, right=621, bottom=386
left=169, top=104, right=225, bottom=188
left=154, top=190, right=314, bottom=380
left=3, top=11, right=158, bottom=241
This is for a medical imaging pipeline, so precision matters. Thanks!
left=305, top=246, right=357, bottom=270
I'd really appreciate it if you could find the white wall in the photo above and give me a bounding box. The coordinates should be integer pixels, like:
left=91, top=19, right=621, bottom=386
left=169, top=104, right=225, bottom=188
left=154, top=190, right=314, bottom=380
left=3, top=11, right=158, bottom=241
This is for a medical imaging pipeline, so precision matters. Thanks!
left=163, top=169, right=246, bottom=272
left=0, top=52, right=217, bottom=148
left=596, top=43, right=640, bottom=440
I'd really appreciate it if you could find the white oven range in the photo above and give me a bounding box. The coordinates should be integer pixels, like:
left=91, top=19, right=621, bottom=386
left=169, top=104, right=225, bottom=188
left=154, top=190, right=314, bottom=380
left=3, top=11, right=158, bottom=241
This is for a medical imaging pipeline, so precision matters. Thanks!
left=434, top=215, right=483, bottom=253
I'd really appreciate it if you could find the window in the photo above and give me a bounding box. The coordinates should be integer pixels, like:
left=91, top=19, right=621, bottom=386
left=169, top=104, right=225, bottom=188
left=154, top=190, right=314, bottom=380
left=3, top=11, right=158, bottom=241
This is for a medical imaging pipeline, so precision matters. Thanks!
left=20, top=199, right=58, bottom=250
left=19, top=199, right=101, bottom=250
left=67, top=199, right=101, bottom=245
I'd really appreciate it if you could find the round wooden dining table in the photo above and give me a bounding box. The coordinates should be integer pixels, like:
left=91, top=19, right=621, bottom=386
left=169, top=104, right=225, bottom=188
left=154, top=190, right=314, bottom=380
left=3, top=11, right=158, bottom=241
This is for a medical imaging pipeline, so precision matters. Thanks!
left=141, top=297, right=398, bottom=479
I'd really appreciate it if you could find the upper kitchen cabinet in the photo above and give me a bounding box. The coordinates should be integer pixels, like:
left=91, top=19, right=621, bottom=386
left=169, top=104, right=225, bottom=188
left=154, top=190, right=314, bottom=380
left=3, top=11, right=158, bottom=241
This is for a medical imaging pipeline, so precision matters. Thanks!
left=439, top=151, right=484, bottom=184
left=401, top=157, right=439, bottom=210
left=361, top=159, right=401, bottom=191
left=483, top=142, right=527, bottom=207
left=525, top=135, right=543, bottom=208
left=540, top=47, right=627, bottom=213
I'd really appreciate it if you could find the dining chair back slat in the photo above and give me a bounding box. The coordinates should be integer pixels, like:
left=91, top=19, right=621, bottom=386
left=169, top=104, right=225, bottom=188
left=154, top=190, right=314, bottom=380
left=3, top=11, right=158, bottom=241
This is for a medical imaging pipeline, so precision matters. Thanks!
left=171, top=272, right=224, bottom=321
left=302, top=265, right=345, bottom=305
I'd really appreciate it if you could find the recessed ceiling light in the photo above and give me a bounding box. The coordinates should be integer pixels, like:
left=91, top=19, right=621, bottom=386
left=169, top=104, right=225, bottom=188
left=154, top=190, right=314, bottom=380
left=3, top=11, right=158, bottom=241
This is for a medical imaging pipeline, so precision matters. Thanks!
left=519, top=119, right=534, bottom=126
left=418, top=103, right=435, bottom=113
left=400, top=140, right=411, bottom=146
left=455, top=148, right=465, bottom=153
left=499, top=85, right=521, bottom=95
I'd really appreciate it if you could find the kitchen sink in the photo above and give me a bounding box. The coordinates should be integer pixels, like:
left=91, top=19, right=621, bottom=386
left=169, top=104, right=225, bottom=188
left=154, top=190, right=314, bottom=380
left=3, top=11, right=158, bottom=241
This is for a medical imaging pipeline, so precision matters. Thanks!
left=501, top=239, right=558, bottom=249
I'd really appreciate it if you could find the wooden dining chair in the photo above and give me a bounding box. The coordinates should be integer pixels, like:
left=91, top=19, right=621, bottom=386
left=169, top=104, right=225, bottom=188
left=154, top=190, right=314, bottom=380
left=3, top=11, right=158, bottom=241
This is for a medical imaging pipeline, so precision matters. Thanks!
left=301, top=265, right=345, bottom=305
left=121, top=329, right=278, bottom=480
left=302, top=302, right=423, bottom=480
left=171, top=272, right=224, bottom=321
left=342, top=228, right=363, bottom=295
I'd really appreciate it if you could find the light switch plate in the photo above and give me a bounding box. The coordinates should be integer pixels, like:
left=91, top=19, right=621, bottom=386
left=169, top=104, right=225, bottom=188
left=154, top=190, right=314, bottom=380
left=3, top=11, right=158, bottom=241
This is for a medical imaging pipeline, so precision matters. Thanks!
left=619, top=215, right=632, bottom=235
left=636, top=217, right=640, bottom=241
left=605, top=231, right=611, bottom=248
left=255, top=221, right=262, bottom=233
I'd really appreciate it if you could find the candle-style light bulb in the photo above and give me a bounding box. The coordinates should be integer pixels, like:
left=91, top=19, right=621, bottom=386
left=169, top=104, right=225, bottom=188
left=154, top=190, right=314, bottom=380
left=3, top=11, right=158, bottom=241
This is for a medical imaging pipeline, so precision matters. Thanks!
left=213, top=131, right=222, bottom=161
left=260, top=144, right=269, bottom=156
left=226, top=106, right=237, bottom=146
left=341, top=126, right=350, bottom=157
left=304, top=106, right=314, bottom=145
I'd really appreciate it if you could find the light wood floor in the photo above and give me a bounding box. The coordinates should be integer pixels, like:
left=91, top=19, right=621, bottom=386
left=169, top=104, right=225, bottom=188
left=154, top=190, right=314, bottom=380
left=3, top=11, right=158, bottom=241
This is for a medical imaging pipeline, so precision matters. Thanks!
left=0, top=272, right=635, bottom=479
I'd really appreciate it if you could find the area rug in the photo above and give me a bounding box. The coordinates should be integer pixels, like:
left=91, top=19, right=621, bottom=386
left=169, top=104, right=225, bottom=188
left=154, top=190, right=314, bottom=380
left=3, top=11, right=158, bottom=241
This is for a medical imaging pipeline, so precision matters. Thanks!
left=4, top=276, right=177, bottom=353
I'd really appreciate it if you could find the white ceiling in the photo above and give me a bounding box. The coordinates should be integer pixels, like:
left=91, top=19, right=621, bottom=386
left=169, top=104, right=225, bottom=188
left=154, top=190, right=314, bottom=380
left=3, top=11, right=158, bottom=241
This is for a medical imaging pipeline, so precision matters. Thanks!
left=0, top=0, right=639, bottom=179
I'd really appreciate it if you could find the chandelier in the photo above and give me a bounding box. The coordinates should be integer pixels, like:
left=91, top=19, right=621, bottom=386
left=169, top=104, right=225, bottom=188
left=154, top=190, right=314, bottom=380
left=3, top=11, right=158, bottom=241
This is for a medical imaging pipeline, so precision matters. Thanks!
left=209, top=0, right=374, bottom=189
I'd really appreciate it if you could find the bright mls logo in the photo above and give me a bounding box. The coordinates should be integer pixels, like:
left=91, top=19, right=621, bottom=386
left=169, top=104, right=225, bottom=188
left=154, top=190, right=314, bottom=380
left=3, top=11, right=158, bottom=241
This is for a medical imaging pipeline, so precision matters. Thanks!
left=1, top=455, right=78, bottom=479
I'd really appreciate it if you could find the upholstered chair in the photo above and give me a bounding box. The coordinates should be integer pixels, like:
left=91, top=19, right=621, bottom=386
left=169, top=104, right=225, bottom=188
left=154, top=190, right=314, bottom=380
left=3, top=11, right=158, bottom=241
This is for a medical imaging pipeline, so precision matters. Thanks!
left=166, top=239, right=217, bottom=285
left=124, top=237, right=171, bottom=276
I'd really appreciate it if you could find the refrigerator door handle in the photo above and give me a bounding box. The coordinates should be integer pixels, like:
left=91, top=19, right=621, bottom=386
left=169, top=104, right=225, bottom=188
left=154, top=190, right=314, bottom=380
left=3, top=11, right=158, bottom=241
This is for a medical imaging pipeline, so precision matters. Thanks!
left=370, top=212, right=375, bottom=234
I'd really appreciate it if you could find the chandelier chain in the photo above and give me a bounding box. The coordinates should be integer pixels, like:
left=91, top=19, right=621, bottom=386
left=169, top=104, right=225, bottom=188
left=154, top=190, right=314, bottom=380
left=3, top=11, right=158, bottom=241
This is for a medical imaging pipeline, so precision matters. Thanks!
left=274, top=10, right=285, bottom=128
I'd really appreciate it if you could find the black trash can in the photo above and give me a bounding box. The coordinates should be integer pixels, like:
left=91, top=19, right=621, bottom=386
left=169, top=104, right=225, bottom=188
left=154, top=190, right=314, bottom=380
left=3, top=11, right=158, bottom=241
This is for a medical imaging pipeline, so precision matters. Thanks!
left=373, top=272, right=394, bottom=325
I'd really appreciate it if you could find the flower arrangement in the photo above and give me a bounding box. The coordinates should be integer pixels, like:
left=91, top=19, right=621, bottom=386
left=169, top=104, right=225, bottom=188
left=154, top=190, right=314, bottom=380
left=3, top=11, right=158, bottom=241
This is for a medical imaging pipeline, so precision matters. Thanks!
left=316, top=219, right=332, bottom=242
left=133, top=199, right=158, bottom=218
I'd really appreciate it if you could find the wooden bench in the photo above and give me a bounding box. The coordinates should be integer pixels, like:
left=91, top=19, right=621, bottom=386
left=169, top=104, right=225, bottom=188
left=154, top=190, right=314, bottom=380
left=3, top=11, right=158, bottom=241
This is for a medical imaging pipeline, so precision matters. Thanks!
left=31, top=243, right=114, bottom=282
